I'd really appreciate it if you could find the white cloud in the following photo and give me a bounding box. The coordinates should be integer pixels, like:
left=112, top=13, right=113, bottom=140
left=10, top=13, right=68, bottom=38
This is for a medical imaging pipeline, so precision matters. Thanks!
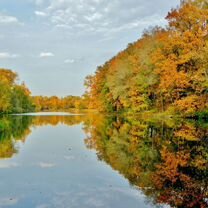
left=64, top=59, right=75, bottom=64
left=0, top=198, right=19, bottom=206
left=39, top=52, right=54, bottom=58
left=35, top=11, right=48, bottom=17
left=0, top=162, right=20, bottom=168
left=0, top=52, right=19, bottom=59
left=38, top=162, right=56, bottom=168
left=0, top=14, right=22, bottom=25
left=84, top=12, right=102, bottom=22
left=33, top=0, right=173, bottom=36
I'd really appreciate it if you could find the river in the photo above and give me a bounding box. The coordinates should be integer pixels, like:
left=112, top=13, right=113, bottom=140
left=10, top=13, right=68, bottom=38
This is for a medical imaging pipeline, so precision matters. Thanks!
left=0, top=113, right=207, bottom=208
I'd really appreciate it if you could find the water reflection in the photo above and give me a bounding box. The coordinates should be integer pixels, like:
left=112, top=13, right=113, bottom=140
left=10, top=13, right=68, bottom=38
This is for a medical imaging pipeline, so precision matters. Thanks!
left=0, top=115, right=85, bottom=158
left=84, top=115, right=208, bottom=208
left=0, top=114, right=207, bottom=207
left=0, top=116, right=32, bottom=158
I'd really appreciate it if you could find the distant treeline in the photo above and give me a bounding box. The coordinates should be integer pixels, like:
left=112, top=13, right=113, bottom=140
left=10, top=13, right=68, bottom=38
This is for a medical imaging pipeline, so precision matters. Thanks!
left=0, top=69, right=89, bottom=114
left=32, top=95, right=89, bottom=111
left=84, top=0, right=208, bottom=117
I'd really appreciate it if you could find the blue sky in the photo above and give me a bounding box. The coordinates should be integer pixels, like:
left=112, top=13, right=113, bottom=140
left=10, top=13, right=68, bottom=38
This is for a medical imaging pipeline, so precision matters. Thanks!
left=0, top=0, right=180, bottom=96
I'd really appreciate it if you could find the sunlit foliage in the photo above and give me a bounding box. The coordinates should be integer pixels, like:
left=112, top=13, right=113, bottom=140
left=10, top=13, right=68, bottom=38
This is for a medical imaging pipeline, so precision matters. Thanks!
left=32, top=95, right=90, bottom=112
left=0, top=69, right=35, bottom=113
left=0, top=69, right=90, bottom=114
left=85, top=1, right=208, bottom=117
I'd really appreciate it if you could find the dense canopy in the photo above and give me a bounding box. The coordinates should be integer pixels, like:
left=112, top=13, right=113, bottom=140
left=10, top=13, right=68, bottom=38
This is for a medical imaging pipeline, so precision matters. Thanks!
left=85, top=0, right=208, bottom=117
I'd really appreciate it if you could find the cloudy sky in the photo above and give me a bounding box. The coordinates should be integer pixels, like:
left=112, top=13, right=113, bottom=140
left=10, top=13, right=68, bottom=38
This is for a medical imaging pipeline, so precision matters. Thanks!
left=0, top=0, right=180, bottom=96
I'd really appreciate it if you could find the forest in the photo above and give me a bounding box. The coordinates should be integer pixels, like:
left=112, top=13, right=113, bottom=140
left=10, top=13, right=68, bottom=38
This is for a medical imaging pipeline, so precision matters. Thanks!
left=0, top=68, right=89, bottom=114
left=0, top=69, right=35, bottom=114
left=1, top=0, right=208, bottom=118
left=32, top=95, right=89, bottom=112
left=85, top=0, right=208, bottom=117
left=0, top=1, right=207, bottom=207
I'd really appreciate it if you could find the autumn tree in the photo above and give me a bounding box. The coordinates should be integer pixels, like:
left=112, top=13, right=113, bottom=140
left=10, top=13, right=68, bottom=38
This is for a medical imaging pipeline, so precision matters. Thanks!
left=85, top=0, right=208, bottom=117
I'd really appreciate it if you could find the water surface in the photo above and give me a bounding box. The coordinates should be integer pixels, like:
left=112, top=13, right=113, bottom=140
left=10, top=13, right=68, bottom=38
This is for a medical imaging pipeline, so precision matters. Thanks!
left=0, top=114, right=207, bottom=208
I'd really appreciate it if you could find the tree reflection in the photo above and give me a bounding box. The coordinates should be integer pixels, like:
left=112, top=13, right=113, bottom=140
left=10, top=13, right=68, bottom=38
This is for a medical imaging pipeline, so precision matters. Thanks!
left=0, top=114, right=207, bottom=207
left=0, top=116, right=33, bottom=158
left=0, top=115, right=85, bottom=158
left=84, top=115, right=208, bottom=208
